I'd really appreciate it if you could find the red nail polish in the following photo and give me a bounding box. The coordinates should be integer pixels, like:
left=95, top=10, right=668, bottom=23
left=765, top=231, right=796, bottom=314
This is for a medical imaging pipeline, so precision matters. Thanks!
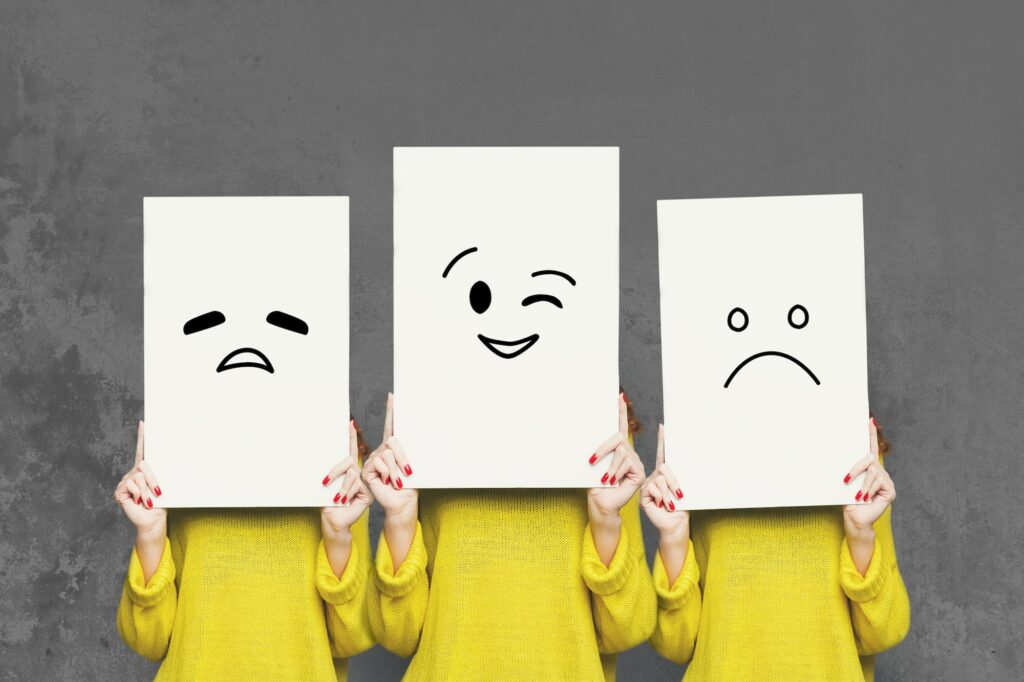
left=675, top=489, right=683, bottom=499
left=353, top=418, right=360, bottom=429
left=871, top=417, right=877, bottom=426
left=333, top=492, right=341, bottom=503
left=855, top=491, right=863, bottom=501
left=601, top=472, right=609, bottom=484
left=146, top=498, right=153, bottom=508
left=658, top=500, right=664, bottom=508
left=863, top=493, right=870, bottom=502
left=668, top=500, right=675, bottom=511
left=396, top=477, right=403, bottom=489
left=589, top=453, right=598, bottom=465
left=384, top=476, right=390, bottom=485
left=609, top=475, right=616, bottom=485
left=341, top=495, right=348, bottom=505
left=404, top=464, right=412, bottom=476
left=135, top=497, right=141, bottom=505
left=154, top=486, right=162, bottom=497
left=621, top=391, right=629, bottom=403
left=843, top=473, right=851, bottom=484
left=322, top=475, right=331, bottom=486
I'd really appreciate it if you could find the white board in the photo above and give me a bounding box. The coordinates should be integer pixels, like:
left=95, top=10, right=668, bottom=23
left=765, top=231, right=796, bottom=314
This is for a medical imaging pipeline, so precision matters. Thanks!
left=394, top=148, right=619, bottom=488
left=144, top=197, right=349, bottom=507
left=658, top=194, right=869, bottom=510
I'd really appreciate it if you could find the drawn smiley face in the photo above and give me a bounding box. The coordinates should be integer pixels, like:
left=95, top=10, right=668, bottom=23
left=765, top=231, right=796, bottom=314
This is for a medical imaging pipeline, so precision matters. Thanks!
left=182, top=310, right=309, bottom=373
left=442, top=246, right=575, bottom=360
left=722, top=304, right=821, bottom=388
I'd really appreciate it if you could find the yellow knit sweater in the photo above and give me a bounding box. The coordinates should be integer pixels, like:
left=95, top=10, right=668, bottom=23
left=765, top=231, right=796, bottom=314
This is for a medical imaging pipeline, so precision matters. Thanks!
left=116, top=508, right=373, bottom=681
left=651, top=462, right=910, bottom=681
left=367, top=489, right=656, bottom=681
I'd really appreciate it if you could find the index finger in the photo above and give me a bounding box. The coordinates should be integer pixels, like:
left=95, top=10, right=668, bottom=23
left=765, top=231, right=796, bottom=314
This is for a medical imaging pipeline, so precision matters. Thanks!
left=382, top=392, right=394, bottom=442
left=618, top=393, right=629, bottom=437
left=134, top=421, right=145, bottom=466
left=869, top=417, right=879, bottom=459
left=349, top=419, right=360, bottom=462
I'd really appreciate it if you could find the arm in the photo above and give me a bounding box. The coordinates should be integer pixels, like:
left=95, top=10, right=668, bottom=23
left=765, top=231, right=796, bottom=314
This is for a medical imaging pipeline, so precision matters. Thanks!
left=840, top=466, right=911, bottom=655
left=114, top=421, right=177, bottom=660
left=115, top=534, right=178, bottom=661
left=582, top=491, right=657, bottom=653
left=366, top=520, right=430, bottom=657
left=643, top=423, right=702, bottom=664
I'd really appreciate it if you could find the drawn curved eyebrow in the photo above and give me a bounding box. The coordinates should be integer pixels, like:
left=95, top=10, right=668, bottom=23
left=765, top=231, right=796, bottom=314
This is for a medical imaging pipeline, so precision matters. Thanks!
left=531, top=270, right=576, bottom=286
left=266, top=311, right=309, bottom=335
left=183, top=311, right=226, bottom=335
left=442, top=247, right=479, bottom=278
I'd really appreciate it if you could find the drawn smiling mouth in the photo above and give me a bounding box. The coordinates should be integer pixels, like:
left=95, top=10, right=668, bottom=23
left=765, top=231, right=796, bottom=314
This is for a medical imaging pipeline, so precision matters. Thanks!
left=723, top=350, right=820, bottom=388
left=477, top=334, right=540, bottom=360
left=217, top=347, right=275, bottom=374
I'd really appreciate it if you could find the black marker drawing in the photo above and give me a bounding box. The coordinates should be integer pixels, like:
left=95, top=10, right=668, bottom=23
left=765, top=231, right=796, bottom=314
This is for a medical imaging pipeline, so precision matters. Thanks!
left=723, top=304, right=818, bottom=387
left=443, top=247, right=575, bottom=360
left=183, top=311, right=226, bottom=335
left=476, top=333, right=540, bottom=359
left=217, top=347, right=275, bottom=374
left=267, top=310, right=309, bottom=335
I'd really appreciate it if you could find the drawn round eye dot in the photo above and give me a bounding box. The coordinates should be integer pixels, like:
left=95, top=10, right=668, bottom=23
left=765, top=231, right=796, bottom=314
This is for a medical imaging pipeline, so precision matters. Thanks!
left=469, top=280, right=491, bottom=314
left=788, top=304, right=809, bottom=329
left=727, top=307, right=748, bottom=332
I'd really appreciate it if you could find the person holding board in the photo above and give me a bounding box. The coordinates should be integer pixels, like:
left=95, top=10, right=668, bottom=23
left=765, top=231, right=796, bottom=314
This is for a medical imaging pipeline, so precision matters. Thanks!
left=113, top=419, right=374, bottom=680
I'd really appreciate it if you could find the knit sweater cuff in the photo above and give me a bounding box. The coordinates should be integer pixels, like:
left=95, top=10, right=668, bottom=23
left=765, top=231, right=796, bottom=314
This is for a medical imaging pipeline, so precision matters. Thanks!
left=580, top=520, right=634, bottom=596
left=374, top=522, right=428, bottom=598
left=839, top=534, right=887, bottom=603
left=316, top=538, right=366, bottom=605
left=124, top=538, right=176, bottom=608
left=653, top=540, right=700, bottom=610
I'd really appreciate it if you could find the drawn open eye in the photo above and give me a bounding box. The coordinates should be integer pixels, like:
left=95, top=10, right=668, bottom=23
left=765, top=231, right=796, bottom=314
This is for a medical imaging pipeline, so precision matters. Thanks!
left=788, top=304, right=808, bottom=329
left=521, top=294, right=563, bottom=309
left=727, top=307, right=748, bottom=332
left=469, top=280, right=491, bottom=314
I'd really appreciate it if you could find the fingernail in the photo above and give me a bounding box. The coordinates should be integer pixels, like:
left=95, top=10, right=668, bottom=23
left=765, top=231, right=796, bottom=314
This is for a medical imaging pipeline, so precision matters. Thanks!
left=322, top=475, right=331, bottom=486
left=135, top=497, right=141, bottom=505
left=609, top=475, right=616, bottom=485
left=855, top=491, right=863, bottom=501
left=404, top=464, right=412, bottom=476
left=621, top=391, right=629, bottom=403
left=146, top=498, right=153, bottom=508
left=668, top=500, right=675, bottom=511
left=333, top=492, right=341, bottom=504
left=353, top=418, right=360, bottom=429
left=601, top=472, right=609, bottom=484
left=863, top=493, right=870, bottom=502
left=871, top=417, right=877, bottom=426
left=658, top=500, right=664, bottom=508
left=588, top=453, right=598, bottom=465
left=154, top=486, right=162, bottom=497
left=341, top=495, right=348, bottom=505
left=396, top=477, right=403, bottom=489
left=384, top=476, right=391, bottom=485
left=675, top=489, right=683, bottom=499
left=843, top=473, right=851, bottom=484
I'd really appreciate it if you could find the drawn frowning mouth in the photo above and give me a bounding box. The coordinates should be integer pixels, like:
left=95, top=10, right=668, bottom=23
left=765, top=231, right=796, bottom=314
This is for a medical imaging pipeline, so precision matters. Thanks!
left=724, top=351, right=819, bottom=388
left=217, top=347, right=275, bottom=374
left=477, top=334, right=540, bottom=359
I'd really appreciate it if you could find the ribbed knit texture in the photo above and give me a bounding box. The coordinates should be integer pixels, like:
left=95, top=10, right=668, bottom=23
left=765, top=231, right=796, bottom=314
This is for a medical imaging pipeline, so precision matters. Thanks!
left=651, top=461, right=910, bottom=682
left=368, top=489, right=656, bottom=681
left=116, top=508, right=373, bottom=681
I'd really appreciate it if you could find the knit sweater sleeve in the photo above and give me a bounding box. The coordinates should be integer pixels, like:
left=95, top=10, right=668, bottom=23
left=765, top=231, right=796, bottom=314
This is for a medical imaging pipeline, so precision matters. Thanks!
left=316, top=510, right=375, bottom=658
left=649, top=538, right=702, bottom=664
left=839, top=459, right=911, bottom=655
left=366, top=521, right=430, bottom=658
left=116, top=536, right=178, bottom=662
left=580, top=491, right=657, bottom=654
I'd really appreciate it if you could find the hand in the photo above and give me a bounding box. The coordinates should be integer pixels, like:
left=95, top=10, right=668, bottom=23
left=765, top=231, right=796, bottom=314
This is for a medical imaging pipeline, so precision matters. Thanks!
left=362, top=393, right=418, bottom=524
left=320, top=419, right=372, bottom=539
left=586, top=393, right=646, bottom=519
left=843, top=417, right=896, bottom=530
left=113, top=421, right=167, bottom=539
left=641, top=424, right=689, bottom=538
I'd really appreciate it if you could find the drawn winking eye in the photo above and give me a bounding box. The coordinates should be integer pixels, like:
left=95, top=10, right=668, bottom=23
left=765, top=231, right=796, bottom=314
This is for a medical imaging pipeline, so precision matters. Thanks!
left=521, top=294, right=563, bottom=308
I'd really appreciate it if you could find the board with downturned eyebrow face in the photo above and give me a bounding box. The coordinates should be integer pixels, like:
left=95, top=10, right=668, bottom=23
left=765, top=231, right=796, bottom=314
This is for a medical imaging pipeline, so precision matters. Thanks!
left=393, top=147, right=620, bottom=488
left=658, top=194, right=870, bottom=510
left=144, top=196, right=349, bottom=507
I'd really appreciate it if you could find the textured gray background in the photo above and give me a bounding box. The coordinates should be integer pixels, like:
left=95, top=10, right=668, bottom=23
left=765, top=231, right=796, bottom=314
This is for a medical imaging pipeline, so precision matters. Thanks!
left=1, top=1, right=1022, bottom=680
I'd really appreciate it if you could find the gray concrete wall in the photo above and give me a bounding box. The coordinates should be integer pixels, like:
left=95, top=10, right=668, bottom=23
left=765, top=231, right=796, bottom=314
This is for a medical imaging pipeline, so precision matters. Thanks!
left=1, top=2, right=1022, bottom=679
